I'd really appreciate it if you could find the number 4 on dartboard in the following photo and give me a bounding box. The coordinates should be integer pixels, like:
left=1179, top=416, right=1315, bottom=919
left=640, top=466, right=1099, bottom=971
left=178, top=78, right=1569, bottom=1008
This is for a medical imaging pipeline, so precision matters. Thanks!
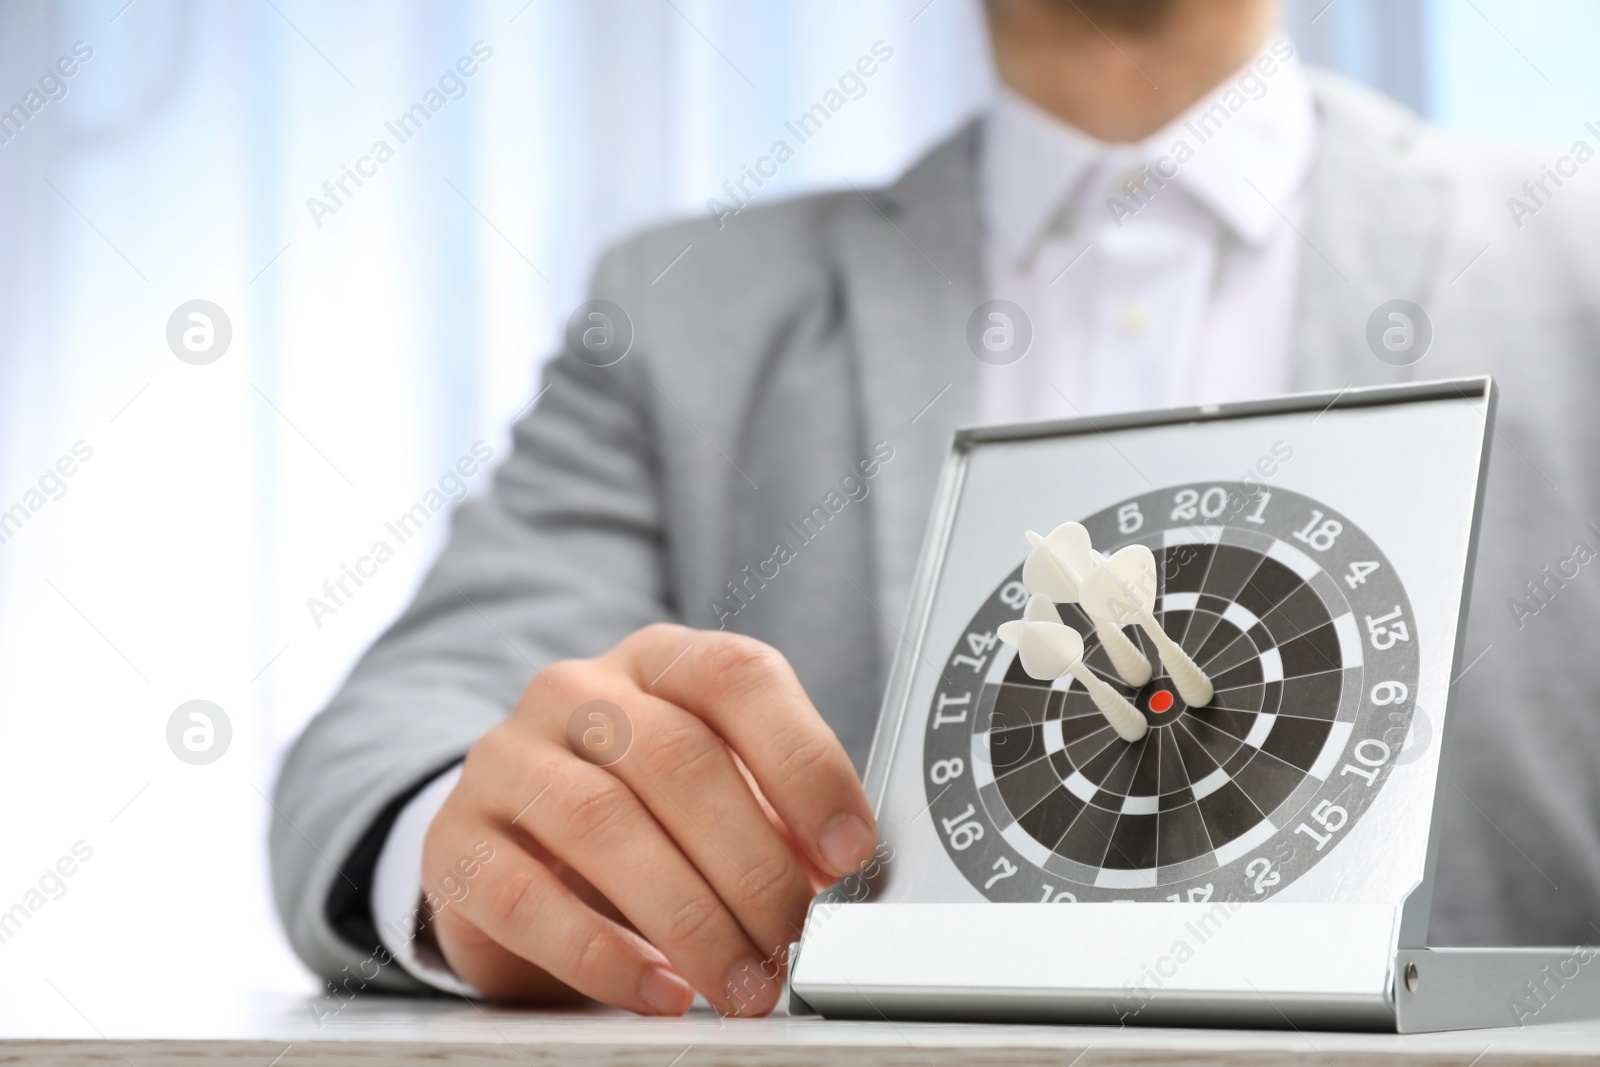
left=1345, top=561, right=1380, bottom=588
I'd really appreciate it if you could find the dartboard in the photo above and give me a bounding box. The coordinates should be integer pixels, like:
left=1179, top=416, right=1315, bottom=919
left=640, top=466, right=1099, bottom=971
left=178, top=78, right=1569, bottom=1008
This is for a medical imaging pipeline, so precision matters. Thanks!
left=922, top=482, right=1419, bottom=904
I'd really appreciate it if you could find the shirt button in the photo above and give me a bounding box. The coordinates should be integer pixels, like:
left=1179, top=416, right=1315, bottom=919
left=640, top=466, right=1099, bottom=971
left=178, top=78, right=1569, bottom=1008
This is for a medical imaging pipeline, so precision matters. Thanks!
left=1118, top=300, right=1151, bottom=336
left=1114, top=166, right=1143, bottom=198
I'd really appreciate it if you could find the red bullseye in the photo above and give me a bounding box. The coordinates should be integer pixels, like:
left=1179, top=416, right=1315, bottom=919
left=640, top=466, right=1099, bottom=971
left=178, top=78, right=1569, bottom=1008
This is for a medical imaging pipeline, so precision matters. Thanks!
left=1149, top=690, right=1174, bottom=714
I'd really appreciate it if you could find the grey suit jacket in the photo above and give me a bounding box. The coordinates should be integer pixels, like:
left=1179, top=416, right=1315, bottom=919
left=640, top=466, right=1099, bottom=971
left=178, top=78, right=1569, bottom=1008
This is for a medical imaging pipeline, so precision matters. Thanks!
left=272, top=72, right=1600, bottom=990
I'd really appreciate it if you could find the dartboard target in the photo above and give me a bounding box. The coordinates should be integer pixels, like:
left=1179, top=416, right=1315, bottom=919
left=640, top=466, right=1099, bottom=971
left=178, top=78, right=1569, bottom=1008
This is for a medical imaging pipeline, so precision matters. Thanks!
left=922, top=482, right=1419, bottom=904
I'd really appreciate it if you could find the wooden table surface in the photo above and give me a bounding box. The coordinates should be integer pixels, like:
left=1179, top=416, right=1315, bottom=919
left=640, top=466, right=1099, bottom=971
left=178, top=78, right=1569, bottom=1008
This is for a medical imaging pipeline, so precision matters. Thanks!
left=3, top=985, right=1599, bottom=1066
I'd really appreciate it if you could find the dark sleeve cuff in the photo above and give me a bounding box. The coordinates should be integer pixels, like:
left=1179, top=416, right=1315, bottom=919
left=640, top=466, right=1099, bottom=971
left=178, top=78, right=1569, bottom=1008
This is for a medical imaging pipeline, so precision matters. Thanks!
left=324, top=757, right=464, bottom=959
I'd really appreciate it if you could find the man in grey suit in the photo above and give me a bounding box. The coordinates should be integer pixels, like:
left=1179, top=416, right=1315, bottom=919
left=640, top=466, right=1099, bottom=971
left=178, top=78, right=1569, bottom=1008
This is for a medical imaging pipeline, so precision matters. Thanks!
left=273, top=0, right=1600, bottom=1017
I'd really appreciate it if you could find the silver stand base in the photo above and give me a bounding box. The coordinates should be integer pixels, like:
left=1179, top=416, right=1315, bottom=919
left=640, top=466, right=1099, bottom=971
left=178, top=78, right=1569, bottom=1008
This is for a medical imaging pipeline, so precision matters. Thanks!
left=789, top=903, right=1600, bottom=1032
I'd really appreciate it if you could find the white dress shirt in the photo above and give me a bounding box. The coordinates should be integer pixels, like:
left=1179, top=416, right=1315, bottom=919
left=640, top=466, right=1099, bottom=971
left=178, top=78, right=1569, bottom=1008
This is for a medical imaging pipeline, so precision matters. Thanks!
left=977, top=37, right=1315, bottom=423
left=372, top=37, right=1319, bottom=995
left=369, top=763, right=474, bottom=993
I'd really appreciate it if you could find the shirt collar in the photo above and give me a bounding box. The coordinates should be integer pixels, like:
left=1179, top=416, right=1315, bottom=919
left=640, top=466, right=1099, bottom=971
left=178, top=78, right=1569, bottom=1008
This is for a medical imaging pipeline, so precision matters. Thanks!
left=981, top=36, right=1316, bottom=268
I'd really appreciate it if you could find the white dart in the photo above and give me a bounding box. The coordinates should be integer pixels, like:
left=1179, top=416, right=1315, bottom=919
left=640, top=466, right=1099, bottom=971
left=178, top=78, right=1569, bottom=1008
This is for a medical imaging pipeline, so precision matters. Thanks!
left=1022, top=522, right=1095, bottom=601
left=1080, top=544, right=1214, bottom=707
left=1024, top=524, right=1152, bottom=688
left=997, top=595, right=1148, bottom=743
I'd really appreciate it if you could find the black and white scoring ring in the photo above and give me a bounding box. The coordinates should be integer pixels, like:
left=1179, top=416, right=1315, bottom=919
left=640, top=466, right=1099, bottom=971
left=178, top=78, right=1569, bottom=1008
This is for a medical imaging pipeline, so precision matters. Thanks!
left=923, top=483, right=1420, bottom=904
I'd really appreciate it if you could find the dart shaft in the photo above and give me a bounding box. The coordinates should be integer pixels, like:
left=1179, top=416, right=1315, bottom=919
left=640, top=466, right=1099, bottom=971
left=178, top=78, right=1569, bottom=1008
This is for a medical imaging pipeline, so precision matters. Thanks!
left=1137, top=609, right=1214, bottom=707
left=1093, top=616, right=1153, bottom=688
left=1069, top=662, right=1147, bottom=742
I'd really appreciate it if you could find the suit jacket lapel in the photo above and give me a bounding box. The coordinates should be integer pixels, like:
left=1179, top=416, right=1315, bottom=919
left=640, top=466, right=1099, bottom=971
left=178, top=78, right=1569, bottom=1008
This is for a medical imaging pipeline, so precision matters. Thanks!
left=1291, top=74, right=1454, bottom=392
left=833, top=79, right=1455, bottom=660
left=831, top=122, right=984, bottom=656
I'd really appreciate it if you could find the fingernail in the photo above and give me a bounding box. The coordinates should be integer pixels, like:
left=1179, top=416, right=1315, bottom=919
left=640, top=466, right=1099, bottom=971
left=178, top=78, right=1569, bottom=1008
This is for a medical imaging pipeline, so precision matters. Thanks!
left=818, top=813, right=874, bottom=876
left=639, top=965, right=693, bottom=1015
left=723, top=956, right=773, bottom=1016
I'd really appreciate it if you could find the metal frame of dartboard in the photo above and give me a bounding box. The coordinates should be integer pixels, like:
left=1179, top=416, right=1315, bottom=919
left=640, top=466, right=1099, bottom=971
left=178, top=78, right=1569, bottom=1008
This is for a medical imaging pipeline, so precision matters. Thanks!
left=788, top=377, right=1600, bottom=1032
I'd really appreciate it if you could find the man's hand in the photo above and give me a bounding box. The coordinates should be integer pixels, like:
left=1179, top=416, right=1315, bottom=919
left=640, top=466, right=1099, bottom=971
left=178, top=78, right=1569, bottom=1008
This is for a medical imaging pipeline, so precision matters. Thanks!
left=420, top=623, right=878, bottom=1016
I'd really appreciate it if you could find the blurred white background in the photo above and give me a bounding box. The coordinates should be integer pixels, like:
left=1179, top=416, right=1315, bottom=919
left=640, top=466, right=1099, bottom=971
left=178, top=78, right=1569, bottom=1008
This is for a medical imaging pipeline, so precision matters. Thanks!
left=0, top=0, right=1593, bottom=1022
